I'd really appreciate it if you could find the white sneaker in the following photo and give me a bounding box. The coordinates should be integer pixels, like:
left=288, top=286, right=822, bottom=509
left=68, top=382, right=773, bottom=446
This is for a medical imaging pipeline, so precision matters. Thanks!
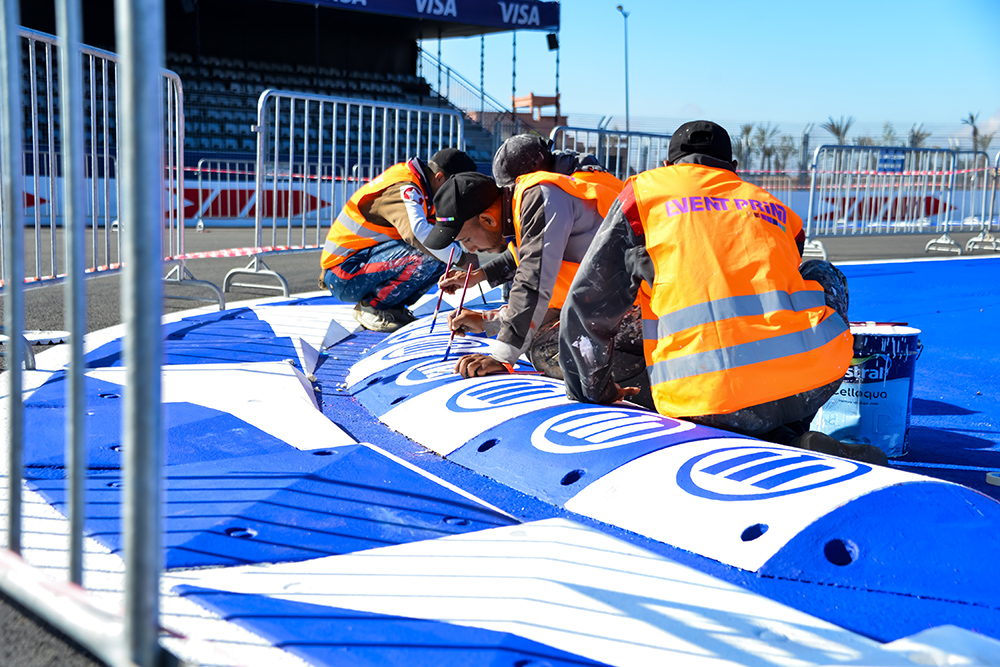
left=353, top=300, right=414, bottom=333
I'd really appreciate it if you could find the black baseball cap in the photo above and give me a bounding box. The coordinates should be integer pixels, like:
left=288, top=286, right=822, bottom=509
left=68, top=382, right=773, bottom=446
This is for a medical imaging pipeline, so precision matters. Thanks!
left=428, top=147, right=478, bottom=176
left=425, top=172, right=500, bottom=250
left=667, top=120, right=733, bottom=164
left=492, top=134, right=553, bottom=187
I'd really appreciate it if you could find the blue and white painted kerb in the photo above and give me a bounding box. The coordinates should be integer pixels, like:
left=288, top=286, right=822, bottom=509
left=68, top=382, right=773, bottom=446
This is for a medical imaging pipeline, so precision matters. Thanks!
left=9, top=289, right=1000, bottom=667
left=353, top=317, right=1000, bottom=608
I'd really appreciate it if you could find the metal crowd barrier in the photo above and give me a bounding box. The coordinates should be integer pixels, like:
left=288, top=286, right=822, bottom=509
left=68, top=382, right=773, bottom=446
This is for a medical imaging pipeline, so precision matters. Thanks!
left=193, top=158, right=256, bottom=229
left=2, top=0, right=169, bottom=664
left=802, top=145, right=992, bottom=258
left=0, top=27, right=221, bottom=306
left=549, top=125, right=672, bottom=180
left=738, top=170, right=799, bottom=209
left=223, top=90, right=465, bottom=295
left=963, top=150, right=1000, bottom=252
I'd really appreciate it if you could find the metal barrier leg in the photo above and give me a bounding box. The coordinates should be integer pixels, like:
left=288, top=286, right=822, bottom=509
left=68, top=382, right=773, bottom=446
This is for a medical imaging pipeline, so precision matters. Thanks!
left=163, top=262, right=226, bottom=310
left=0, top=329, right=36, bottom=371
left=801, top=239, right=828, bottom=261
left=925, top=232, right=962, bottom=254
left=965, top=231, right=1000, bottom=252
left=223, top=254, right=291, bottom=297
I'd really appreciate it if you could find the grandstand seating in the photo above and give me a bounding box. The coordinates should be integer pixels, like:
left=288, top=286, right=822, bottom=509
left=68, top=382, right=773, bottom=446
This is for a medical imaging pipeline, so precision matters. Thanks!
left=17, top=40, right=494, bottom=170
left=167, top=52, right=445, bottom=158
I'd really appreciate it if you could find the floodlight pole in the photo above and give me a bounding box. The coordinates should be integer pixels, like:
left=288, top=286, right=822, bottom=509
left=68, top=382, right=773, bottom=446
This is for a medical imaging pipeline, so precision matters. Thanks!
left=616, top=5, right=630, bottom=135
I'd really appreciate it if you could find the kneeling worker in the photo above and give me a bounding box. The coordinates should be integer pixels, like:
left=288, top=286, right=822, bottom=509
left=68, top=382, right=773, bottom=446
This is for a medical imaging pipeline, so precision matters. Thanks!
left=319, top=148, right=477, bottom=332
left=424, top=170, right=644, bottom=385
left=558, top=120, right=886, bottom=464
left=491, top=133, right=623, bottom=191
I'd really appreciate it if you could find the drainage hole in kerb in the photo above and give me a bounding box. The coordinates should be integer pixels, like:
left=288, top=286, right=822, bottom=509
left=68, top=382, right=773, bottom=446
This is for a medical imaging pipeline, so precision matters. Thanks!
left=225, top=527, right=258, bottom=539
left=824, top=538, right=858, bottom=566
left=98, top=393, right=120, bottom=399
left=390, top=395, right=410, bottom=405
left=741, top=523, right=769, bottom=542
left=477, top=439, right=499, bottom=452
left=560, top=469, right=585, bottom=486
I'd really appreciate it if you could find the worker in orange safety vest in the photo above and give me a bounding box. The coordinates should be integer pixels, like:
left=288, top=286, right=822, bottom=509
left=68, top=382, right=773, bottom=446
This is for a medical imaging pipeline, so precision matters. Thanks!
left=319, top=148, right=477, bottom=332
left=423, top=170, right=645, bottom=386
left=558, top=120, right=886, bottom=465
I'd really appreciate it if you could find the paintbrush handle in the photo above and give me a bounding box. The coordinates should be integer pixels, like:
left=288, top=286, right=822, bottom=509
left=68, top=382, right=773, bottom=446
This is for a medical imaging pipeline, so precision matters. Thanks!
left=443, top=263, right=474, bottom=361
left=429, top=247, right=456, bottom=333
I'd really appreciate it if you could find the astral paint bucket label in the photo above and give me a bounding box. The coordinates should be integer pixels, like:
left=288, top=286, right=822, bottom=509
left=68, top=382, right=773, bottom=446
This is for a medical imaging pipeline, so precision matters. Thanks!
left=815, top=325, right=921, bottom=458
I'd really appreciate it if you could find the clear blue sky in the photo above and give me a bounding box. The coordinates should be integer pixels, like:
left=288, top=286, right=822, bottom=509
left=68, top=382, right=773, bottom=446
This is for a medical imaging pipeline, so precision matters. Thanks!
left=421, top=0, right=1000, bottom=138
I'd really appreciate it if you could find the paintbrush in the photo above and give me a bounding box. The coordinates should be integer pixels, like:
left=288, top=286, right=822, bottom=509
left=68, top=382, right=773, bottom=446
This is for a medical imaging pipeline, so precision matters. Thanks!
left=442, top=264, right=473, bottom=362
left=428, top=246, right=456, bottom=333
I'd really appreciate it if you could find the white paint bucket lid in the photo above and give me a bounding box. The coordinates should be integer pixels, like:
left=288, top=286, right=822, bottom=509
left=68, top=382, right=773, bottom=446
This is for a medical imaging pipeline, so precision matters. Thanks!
left=849, top=322, right=921, bottom=336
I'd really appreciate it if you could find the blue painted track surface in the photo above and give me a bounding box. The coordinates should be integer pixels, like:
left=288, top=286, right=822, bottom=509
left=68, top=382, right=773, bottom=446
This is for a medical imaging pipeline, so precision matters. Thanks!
left=18, top=257, right=1000, bottom=664
left=842, top=259, right=1000, bottom=496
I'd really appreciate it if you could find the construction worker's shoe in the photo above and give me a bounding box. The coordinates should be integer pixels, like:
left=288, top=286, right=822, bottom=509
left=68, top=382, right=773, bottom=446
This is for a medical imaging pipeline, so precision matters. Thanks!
left=353, top=300, right=415, bottom=333
left=791, top=431, right=889, bottom=466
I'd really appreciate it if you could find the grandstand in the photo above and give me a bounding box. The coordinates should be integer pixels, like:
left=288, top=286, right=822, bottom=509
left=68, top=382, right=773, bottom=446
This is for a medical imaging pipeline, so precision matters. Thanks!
left=17, top=0, right=556, bottom=166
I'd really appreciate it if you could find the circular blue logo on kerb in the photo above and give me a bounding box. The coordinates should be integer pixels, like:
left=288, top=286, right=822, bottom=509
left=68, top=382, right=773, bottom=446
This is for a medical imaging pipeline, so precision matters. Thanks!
left=445, top=378, right=565, bottom=413
left=677, top=445, right=871, bottom=501
left=380, top=319, right=442, bottom=345
left=382, top=336, right=490, bottom=361
left=532, top=406, right=695, bottom=453
left=397, top=359, right=461, bottom=386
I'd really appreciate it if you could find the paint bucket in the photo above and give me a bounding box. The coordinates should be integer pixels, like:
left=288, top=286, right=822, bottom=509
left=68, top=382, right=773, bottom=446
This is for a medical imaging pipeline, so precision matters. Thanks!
left=814, top=323, right=922, bottom=458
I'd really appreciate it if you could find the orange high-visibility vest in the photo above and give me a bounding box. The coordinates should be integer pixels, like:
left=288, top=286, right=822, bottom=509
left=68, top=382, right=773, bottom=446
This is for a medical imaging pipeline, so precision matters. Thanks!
left=632, top=164, right=853, bottom=417
left=320, top=161, right=429, bottom=270
left=572, top=168, right=624, bottom=193
left=510, top=171, right=620, bottom=309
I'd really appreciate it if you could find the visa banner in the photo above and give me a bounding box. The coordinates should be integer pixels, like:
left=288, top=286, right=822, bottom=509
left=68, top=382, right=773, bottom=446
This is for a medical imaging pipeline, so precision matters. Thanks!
left=302, top=0, right=560, bottom=31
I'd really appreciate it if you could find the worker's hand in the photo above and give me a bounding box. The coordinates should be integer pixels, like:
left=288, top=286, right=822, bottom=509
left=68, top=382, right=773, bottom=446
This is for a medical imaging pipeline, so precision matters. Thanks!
left=614, top=384, right=641, bottom=403
left=454, top=354, right=511, bottom=378
left=447, top=309, right=486, bottom=336
left=438, top=268, right=483, bottom=294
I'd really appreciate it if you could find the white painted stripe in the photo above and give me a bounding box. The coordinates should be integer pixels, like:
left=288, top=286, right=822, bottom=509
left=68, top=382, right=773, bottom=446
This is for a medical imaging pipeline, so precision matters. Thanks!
left=168, top=517, right=899, bottom=667
left=250, top=303, right=359, bottom=351
left=86, top=362, right=355, bottom=451
left=0, top=481, right=311, bottom=667
left=565, top=437, right=937, bottom=572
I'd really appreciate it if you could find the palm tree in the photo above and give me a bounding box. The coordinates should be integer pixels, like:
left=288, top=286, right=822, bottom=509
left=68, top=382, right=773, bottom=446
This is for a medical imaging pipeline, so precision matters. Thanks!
left=752, top=123, right=780, bottom=172
left=732, top=123, right=754, bottom=170
left=821, top=116, right=854, bottom=145
left=776, top=135, right=797, bottom=172
left=880, top=122, right=900, bottom=147
left=909, top=124, right=931, bottom=148
left=980, top=131, right=996, bottom=153
left=961, top=112, right=980, bottom=151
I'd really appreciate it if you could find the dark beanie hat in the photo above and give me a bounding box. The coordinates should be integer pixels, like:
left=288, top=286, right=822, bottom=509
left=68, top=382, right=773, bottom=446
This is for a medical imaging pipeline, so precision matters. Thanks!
left=429, top=147, right=478, bottom=176
left=492, top=134, right=553, bottom=187
left=424, top=172, right=500, bottom=250
left=667, top=120, right=733, bottom=164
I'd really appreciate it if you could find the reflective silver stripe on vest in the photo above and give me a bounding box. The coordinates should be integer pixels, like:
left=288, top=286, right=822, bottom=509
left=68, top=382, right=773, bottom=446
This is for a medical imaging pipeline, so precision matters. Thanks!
left=334, top=211, right=388, bottom=240
left=322, top=238, right=355, bottom=258
left=647, top=312, right=848, bottom=385
left=642, top=289, right=827, bottom=339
